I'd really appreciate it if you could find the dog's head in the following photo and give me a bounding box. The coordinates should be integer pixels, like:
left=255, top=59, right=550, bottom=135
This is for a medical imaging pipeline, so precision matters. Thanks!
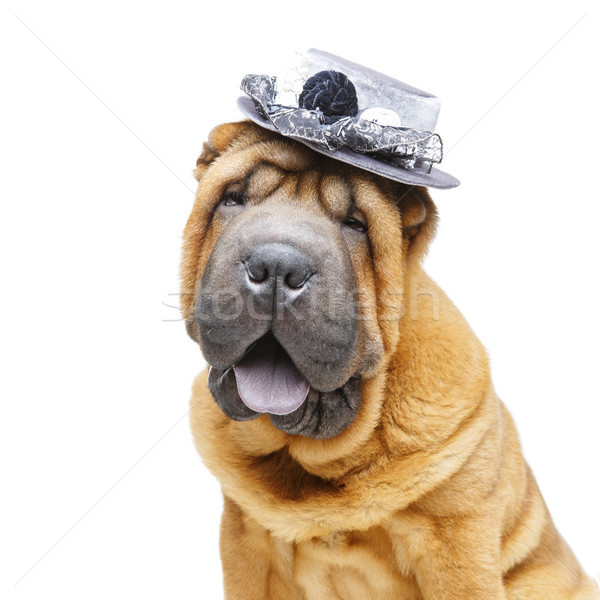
left=181, top=121, right=437, bottom=440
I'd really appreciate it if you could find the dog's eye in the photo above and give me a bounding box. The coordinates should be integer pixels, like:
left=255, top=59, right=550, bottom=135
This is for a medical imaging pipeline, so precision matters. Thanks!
left=343, top=215, right=367, bottom=233
left=222, top=191, right=246, bottom=207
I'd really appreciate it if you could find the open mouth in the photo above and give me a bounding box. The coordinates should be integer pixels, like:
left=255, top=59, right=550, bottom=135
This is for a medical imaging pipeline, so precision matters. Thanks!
left=207, top=333, right=363, bottom=439
left=233, top=333, right=311, bottom=416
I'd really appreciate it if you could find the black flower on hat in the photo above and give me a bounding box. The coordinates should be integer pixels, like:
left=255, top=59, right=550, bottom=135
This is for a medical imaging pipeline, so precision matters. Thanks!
left=298, top=70, right=358, bottom=124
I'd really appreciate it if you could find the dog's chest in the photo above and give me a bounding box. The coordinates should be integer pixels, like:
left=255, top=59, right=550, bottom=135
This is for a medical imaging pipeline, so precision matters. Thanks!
left=292, top=527, right=421, bottom=600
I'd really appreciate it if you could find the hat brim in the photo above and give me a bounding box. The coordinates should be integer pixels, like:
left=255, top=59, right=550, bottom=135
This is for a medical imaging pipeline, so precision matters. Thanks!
left=237, top=96, right=460, bottom=190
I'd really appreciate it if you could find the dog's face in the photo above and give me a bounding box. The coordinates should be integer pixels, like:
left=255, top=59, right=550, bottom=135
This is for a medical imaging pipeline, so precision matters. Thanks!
left=181, top=121, right=436, bottom=440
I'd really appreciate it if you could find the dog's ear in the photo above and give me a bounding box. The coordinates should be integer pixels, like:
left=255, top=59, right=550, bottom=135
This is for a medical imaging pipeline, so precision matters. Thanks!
left=193, top=121, right=253, bottom=181
left=397, top=185, right=438, bottom=262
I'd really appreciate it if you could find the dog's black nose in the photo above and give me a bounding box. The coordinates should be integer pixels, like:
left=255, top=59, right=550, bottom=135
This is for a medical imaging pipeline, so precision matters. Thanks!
left=245, top=243, right=314, bottom=291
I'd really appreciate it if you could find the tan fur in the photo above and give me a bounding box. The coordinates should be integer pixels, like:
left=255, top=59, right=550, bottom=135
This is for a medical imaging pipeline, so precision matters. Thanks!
left=182, top=121, right=599, bottom=599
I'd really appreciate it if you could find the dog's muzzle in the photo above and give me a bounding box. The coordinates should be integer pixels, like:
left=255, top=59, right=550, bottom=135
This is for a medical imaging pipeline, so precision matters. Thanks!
left=191, top=205, right=362, bottom=438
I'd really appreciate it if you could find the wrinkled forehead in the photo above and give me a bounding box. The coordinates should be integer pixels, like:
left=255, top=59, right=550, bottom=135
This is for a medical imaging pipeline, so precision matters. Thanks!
left=224, top=139, right=360, bottom=219
left=245, top=163, right=354, bottom=219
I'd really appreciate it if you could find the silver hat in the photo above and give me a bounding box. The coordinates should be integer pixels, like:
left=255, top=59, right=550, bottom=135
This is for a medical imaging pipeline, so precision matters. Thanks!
left=237, top=48, right=459, bottom=189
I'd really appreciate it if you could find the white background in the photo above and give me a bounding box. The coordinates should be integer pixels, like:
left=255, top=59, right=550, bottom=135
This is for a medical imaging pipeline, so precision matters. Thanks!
left=1, top=1, right=598, bottom=598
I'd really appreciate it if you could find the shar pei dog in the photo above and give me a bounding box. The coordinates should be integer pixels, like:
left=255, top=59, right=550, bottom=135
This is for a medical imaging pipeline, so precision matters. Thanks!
left=180, top=120, right=598, bottom=599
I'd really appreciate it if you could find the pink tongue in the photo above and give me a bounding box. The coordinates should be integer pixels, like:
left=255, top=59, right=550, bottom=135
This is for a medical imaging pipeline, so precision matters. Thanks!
left=233, top=336, right=310, bottom=415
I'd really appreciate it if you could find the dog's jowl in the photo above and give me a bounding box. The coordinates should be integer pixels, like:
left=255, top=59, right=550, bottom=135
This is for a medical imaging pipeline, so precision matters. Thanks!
left=180, top=50, right=599, bottom=600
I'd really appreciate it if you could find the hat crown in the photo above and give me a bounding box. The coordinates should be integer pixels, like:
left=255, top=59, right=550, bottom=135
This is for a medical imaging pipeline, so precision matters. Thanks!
left=303, top=48, right=441, bottom=132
